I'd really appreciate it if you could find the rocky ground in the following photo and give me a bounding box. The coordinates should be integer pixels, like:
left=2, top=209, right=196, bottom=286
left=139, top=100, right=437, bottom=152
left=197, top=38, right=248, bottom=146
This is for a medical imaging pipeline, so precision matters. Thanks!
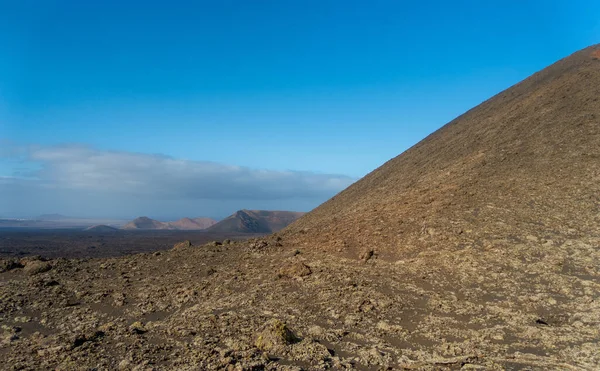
left=0, top=229, right=263, bottom=259
left=1, top=232, right=599, bottom=370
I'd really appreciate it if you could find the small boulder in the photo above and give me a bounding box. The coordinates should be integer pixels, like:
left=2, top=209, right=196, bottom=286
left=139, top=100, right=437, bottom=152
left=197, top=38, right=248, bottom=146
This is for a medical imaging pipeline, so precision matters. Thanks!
left=278, top=262, right=312, bottom=278
left=255, top=319, right=300, bottom=351
left=129, top=321, right=146, bottom=334
left=359, top=248, right=375, bottom=262
left=23, top=261, right=52, bottom=276
left=118, top=360, right=131, bottom=370
left=173, top=240, right=193, bottom=249
left=71, top=330, right=104, bottom=348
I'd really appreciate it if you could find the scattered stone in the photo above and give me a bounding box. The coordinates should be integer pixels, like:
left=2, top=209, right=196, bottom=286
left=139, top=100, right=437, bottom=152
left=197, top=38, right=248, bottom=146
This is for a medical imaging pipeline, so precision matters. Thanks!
left=129, top=321, right=147, bottom=334
left=526, top=235, right=539, bottom=242
left=0, top=258, right=24, bottom=273
left=99, top=322, right=116, bottom=333
left=113, top=292, right=127, bottom=307
left=359, top=248, right=375, bottom=262
left=173, top=240, right=193, bottom=249
left=249, top=240, right=269, bottom=249
left=23, top=261, right=52, bottom=276
left=358, top=299, right=376, bottom=313
left=2, top=333, right=19, bottom=344
left=278, top=262, right=312, bottom=278
left=2, top=325, right=21, bottom=333
left=118, top=359, right=131, bottom=370
left=211, top=241, right=223, bottom=246
left=255, top=319, right=300, bottom=351
left=223, top=239, right=232, bottom=245
left=71, top=330, right=104, bottom=348
left=307, top=325, right=325, bottom=337
left=43, top=279, right=60, bottom=287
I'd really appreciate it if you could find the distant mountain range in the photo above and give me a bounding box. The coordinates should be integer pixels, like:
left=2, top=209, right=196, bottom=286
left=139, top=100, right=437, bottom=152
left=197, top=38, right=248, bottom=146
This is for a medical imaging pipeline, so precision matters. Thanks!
left=2, top=210, right=303, bottom=233
left=0, top=216, right=128, bottom=229
left=121, top=210, right=304, bottom=233
left=121, top=216, right=218, bottom=230
left=206, top=210, right=305, bottom=234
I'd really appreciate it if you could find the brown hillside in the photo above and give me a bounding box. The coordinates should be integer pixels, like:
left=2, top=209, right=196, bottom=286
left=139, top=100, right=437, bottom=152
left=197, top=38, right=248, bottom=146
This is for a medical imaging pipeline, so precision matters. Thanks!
left=168, top=217, right=217, bottom=230
left=121, top=216, right=169, bottom=230
left=284, top=44, right=600, bottom=261
left=191, top=217, right=218, bottom=229
left=166, top=217, right=198, bottom=230
left=208, top=210, right=305, bottom=233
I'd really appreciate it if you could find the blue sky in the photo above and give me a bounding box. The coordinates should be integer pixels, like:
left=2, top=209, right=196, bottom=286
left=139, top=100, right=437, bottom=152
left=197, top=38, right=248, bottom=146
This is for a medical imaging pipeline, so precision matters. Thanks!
left=0, top=1, right=599, bottom=219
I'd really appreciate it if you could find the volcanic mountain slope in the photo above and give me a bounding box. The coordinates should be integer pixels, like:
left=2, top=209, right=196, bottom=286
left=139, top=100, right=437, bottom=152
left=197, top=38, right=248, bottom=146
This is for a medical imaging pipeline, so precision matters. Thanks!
left=284, top=45, right=600, bottom=261
left=207, top=209, right=305, bottom=233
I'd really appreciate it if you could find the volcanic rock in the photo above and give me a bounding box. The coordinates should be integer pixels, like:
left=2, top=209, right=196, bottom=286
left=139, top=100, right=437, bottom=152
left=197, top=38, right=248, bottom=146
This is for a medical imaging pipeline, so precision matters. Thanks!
left=255, top=319, right=300, bottom=351
left=23, top=260, right=52, bottom=276
left=173, top=240, right=193, bottom=249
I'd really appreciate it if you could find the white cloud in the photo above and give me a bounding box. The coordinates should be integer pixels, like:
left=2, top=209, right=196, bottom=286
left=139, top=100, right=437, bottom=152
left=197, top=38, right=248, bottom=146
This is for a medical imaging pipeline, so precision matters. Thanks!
left=2, top=144, right=355, bottom=201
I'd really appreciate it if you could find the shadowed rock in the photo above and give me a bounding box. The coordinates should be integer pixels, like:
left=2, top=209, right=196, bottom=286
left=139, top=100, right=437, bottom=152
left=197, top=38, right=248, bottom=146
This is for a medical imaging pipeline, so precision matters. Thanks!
left=173, top=240, right=193, bottom=249
left=0, top=259, right=24, bottom=273
left=255, top=319, right=300, bottom=351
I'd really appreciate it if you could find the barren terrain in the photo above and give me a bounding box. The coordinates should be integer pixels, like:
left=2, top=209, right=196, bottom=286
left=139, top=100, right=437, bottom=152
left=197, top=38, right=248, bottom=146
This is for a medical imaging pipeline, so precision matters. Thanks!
left=0, top=229, right=261, bottom=259
left=1, top=234, right=598, bottom=370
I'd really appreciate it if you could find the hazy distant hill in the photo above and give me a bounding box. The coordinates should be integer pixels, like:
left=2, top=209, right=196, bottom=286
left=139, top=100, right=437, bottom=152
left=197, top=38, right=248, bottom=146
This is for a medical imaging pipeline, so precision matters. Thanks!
left=207, top=210, right=304, bottom=234
left=121, top=216, right=217, bottom=230
left=122, top=217, right=169, bottom=230
left=167, top=217, right=218, bottom=230
left=0, top=216, right=127, bottom=229
left=84, top=225, right=120, bottom=233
